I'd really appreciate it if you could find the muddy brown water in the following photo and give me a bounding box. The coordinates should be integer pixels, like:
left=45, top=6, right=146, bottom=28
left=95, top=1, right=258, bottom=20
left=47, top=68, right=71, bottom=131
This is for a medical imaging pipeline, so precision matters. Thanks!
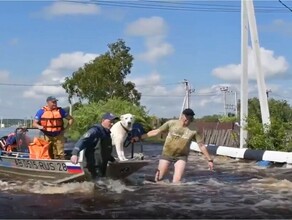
left=0, top=128, right=291, bottom=219
left=0, top=141, right=291, bottom=219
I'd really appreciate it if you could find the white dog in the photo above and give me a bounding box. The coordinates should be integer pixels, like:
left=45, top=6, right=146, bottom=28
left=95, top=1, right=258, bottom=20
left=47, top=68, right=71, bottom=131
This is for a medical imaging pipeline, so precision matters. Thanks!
left=110, top=113, right=135, bottom=161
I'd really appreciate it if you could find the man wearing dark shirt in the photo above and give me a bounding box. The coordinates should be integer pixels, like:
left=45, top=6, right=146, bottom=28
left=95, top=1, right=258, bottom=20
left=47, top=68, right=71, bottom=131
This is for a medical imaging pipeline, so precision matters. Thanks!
left=70, top=112, right=118, bottom=179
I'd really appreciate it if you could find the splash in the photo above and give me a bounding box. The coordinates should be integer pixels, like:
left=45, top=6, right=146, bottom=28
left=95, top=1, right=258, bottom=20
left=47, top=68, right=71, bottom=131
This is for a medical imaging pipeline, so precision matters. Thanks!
left=94, top=178, right=137, bottom=193
left=28, top=181, right=95, bottom=194
left=0, top=178, right=139, bottom=195
left=0, top=179, right=95, bottom=195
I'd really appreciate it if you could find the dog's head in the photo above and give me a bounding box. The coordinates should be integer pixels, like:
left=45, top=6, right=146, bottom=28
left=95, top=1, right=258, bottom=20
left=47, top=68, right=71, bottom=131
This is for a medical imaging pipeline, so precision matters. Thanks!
left=120, top=113, right=135, bottom=130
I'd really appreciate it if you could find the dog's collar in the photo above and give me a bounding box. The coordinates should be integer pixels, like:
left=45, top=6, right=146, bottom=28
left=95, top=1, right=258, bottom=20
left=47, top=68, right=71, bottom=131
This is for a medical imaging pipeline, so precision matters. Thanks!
left=120, top=122, right=130, bottom=133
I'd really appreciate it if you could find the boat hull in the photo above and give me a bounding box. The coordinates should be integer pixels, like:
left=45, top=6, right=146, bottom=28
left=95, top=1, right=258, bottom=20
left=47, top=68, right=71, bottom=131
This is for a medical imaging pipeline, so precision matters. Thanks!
left=0, top=152, right=150, bottom=184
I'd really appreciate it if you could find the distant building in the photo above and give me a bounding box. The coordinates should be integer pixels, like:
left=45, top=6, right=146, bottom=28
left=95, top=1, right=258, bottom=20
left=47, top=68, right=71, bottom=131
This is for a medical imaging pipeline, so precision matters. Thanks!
left=0, top=123, right=5, bottom=128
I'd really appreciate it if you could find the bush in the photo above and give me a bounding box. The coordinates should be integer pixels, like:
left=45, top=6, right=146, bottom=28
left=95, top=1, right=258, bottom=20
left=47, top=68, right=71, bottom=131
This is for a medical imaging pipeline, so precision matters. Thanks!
left=67, top=97, right=152, bottom=141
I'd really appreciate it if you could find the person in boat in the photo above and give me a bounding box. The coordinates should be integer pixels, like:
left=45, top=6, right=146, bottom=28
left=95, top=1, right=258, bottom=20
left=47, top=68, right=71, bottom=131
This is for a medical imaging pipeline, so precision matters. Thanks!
left=32, top=96, right=74, bottom=159
left=0, top=135, right=8, bottom=150
left=2, top=127, right=30, bottom=152
left=3, top=133, right=17, bottom=152
left=70, top=112, right=118, bottom=180
left=138, top=108, right=214, bottom=183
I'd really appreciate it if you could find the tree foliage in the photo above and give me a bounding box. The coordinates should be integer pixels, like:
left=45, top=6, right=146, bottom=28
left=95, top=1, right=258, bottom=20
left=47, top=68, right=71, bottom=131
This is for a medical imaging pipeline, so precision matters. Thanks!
left=199, top=114, right=220, bottom=122
left=199, top=114, right=237, bottom=123
left=62, top=39, right=141, bottom=105
left=245, top=98, right=292, bottom=151
left=67, top=98, right=152, bottom=141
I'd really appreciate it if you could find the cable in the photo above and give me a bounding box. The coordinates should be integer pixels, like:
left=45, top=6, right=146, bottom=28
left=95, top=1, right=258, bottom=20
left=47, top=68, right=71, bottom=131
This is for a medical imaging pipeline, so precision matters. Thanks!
left=141, top=92, right=220, bottom=98
left=278, top=0, right=292, bottom=12
left=0, top=82, right=182, bottom=87
left=0, top=83, right=61, bottom=87
left=66, top=0, right=290, bottom=13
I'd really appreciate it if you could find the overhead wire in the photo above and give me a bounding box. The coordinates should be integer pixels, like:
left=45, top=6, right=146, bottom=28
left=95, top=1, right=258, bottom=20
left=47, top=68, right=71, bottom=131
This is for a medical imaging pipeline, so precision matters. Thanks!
left=0, top=82, right=181, bottom=87
left=0, top=83, right=61, bottom=87
left=66, top=0, right=291, bottom=13
left=278, top=0, right=292, bottom=12
left=0, top=82, right=222, bottom=97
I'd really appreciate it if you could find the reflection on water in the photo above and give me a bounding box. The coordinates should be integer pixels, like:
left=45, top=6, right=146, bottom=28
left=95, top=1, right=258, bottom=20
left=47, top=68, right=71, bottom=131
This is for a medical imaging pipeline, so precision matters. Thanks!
left=0, top=143, right=291, bottom=219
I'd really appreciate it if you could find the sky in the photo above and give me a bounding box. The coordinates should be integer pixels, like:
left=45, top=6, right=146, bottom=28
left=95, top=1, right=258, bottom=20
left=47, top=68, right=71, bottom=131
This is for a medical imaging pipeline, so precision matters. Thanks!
left=1, top=0, right=292, bottom=120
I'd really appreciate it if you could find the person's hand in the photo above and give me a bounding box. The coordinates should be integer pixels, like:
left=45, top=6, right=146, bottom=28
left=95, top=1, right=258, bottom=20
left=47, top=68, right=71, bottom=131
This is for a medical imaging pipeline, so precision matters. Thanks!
left=131, top=136, right=140, bottom=143
left=70, top=155, right=78, bottom=164
left=108, top=160, right=117, bottom=165
left=208, top=160, right=214, bottom=171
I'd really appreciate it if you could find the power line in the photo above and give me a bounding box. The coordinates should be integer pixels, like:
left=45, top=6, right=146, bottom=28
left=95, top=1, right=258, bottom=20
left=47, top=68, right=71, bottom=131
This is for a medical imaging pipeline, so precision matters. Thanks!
left=67, top=0, right=291, bottom=13
left=0, top=83, right=61, bottom=87
left=135, top=82, right=181, bottom=88
left=141, top=92, right=219, bottom=98
left=0, top=82, right=181, bottom=87
left=278, top=0, right=292, bottom=12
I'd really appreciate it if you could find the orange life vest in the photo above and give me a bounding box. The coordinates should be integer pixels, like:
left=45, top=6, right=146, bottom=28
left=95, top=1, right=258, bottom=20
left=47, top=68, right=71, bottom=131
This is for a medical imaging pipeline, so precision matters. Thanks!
left=29, top=137, right=51, bottom=159
left=40, top=106, right=64, bottom=132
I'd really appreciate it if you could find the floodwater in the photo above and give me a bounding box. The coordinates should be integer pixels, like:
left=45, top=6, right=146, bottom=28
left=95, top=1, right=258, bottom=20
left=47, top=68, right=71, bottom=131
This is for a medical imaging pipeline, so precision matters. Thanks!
left=0, top=128, right=292, bottom=219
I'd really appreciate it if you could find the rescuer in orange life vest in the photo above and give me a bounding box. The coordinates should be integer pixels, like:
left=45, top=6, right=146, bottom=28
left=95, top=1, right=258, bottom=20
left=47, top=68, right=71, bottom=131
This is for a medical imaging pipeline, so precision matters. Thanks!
left=33, top=96, right=74, bottom=159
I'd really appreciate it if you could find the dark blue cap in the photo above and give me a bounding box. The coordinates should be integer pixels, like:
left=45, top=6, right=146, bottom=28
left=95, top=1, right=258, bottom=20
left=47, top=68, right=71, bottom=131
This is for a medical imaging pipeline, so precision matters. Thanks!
left=102, top=112, right=118, bottom=121
left=46, top=96, right=58, bottom=102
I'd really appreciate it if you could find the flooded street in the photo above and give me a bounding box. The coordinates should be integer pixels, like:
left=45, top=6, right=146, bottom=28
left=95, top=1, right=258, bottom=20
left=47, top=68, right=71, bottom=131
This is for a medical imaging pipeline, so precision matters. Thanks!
left=0, top=140, right=291, bottom=219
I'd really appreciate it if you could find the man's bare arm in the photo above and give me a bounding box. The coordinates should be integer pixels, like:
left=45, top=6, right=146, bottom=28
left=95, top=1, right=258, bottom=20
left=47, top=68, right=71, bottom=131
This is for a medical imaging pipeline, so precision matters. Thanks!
left=65, top=115, right=74, bottom=130
left=141, top=129, right=161, bottom=140
left=32, top=119, right=43, bottom=130
left=198, top=143, right=214, bottom=170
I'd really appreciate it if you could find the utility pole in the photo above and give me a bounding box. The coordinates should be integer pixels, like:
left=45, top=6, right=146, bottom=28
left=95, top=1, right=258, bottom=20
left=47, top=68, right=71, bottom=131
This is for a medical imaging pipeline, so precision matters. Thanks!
left=180, top=79, right=195, bottom=118
left=245, top=0, right=270, bottom=126
left=184, top=79, right=190, bottom=109
left=266, top=89, right=272, bottom=98
left=239, top=0, right=270, bottom=149
left=240, top=0, right=248, bottom=149
left=234, top=90, right=238, bottom=118
left=220, top=86, right=229, bottom=116
left=220, top=87, right=237, bottom=117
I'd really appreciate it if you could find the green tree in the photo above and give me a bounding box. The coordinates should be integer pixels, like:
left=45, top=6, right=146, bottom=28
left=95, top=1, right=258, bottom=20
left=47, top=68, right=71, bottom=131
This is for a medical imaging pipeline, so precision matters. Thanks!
left=245, top=98, right=292, bottom=151
left=67, top=98, right=152, bottom=141
left=62, top=39, right=141, bottom=105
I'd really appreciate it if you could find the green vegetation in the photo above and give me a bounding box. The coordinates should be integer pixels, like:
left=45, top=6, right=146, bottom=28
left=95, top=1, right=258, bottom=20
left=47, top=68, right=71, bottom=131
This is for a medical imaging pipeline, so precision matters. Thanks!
left=245, top=98, right=292, bottom=152
left=67, top=98, right=152, bottom=141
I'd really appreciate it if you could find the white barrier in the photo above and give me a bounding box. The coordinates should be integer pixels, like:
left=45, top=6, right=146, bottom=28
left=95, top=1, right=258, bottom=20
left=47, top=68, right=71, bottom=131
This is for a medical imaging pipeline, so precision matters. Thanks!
left=190, top=141, right=292, bottom=164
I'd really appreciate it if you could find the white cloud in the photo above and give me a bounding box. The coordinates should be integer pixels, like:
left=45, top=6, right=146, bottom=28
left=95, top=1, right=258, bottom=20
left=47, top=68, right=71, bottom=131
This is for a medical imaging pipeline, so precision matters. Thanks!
left=126, top=16, right=167, bottom=37
left=138, top=42, right=173, bottom=64
left=128, top=72, right=185, bottom=117
left=40, top=1, right=100, bottom=18
left=212, top=47, right=289, bottom=81
left=23, top=52, right=98, bottom=103
left=129, top=73, right=246, bottom=117
left=42, top=52, right=97, bottom=78
left=261, top=19, right=292, bottom=36
left=125, top=16, right=174, bottom=63
left=0, top=70, right=9, bottom=82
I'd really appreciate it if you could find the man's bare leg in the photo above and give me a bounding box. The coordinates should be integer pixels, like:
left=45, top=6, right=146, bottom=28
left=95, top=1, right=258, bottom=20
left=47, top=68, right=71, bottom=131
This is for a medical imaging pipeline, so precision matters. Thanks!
left=173, top=160, right=186, bottom=183
left=155, top=159, right=170, bottom=182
